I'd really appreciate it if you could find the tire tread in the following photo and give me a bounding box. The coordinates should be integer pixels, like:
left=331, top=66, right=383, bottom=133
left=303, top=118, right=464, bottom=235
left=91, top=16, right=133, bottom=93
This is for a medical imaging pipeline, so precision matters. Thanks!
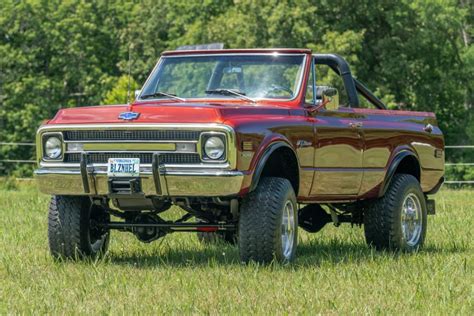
left=48, top=196, right=108, bottom=259
left=239, top=177, right=296, bottom=263
left=364, top=174, right=426, bottom=251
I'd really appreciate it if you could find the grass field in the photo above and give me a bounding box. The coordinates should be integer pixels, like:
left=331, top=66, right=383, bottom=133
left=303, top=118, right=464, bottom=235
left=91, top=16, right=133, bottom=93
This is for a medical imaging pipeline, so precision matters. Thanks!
left=0, top=181, right=472, bottom=314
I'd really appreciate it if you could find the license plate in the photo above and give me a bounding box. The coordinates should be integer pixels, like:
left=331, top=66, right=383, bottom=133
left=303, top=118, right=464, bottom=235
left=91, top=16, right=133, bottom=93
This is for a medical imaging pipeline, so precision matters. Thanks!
left=107, top=158, right=140, bottom=177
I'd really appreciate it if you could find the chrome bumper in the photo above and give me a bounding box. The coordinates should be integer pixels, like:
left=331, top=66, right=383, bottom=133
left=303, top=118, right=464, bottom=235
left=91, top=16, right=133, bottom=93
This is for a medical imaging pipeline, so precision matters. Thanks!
left=34, top=166, right=244, bottom=197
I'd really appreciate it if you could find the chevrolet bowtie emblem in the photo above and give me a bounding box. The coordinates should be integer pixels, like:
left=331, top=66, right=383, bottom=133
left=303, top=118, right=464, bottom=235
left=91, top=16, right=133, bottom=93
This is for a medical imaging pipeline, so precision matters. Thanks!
left=118, top=111, right=140, bottom=120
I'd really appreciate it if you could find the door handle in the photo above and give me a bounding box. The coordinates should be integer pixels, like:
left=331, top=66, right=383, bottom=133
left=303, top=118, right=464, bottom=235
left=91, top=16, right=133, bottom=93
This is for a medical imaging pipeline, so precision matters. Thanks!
left=349, top=122, right=363, bottom=128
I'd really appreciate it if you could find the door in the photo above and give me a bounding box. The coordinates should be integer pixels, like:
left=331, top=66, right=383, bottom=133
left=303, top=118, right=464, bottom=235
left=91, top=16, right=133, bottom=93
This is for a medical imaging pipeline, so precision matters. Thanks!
left=305, top=57, right=364, bottom=196
left=310, top=108, right=364, bottom=196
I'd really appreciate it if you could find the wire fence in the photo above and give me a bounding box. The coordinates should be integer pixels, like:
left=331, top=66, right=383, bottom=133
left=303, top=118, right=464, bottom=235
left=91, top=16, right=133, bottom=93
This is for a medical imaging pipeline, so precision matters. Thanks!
left=0, top=142, right=473, bottom=185
left=443, top=145, right=473, bottom=185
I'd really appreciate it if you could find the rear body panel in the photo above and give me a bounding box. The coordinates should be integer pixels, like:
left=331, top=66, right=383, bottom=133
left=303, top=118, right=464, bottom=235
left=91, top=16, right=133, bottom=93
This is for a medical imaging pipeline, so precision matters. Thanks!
left=351, top=108, right=444, bottom=196
left=224, top=106, right=443, bottom=202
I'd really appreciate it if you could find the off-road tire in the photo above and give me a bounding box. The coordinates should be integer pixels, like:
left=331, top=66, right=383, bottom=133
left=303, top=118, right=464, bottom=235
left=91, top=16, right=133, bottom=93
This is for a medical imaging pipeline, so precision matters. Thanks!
left=238, top=177, right=298, bottom=263
left=364, top=174, right=427, bottom=252
left=48, top=196, right=110, bottom=259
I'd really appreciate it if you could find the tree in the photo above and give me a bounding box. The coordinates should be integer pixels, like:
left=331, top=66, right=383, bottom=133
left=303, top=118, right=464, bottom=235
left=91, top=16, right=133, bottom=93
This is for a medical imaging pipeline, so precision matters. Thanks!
left=0, top=0, right=472, bottom=176
left=0, top=0, right=128, bottom=175
left=102, top=75, right=139, bottom=105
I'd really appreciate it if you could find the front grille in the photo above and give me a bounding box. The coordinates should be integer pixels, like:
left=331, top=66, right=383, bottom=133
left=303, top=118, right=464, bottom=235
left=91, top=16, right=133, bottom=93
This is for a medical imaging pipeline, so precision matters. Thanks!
left=61, top=129, right=204, bottom=165
left=65, top=153, right=201, bottom=164
left=64, top=130, right=200, bottom=141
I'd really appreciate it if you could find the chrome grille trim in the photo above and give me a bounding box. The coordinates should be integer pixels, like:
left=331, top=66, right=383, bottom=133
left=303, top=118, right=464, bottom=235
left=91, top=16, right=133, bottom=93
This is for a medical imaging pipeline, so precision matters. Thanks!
left=65, top=152, right=201, bottom=164
left=64, top=130, right=200, bottom=141
left=36, top=124, right=237, bottom=169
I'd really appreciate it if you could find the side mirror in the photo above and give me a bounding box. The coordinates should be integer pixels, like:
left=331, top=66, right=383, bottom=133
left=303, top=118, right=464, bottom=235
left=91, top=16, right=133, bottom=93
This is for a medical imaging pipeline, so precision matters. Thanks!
left=134, top=90, right=142, bottom=99
left=322, top=87, right=339, bottom=110
left=322, top=87, right=337, bottom=97
left=306, top=86, right=340, bottom=114
left=316, top=86, right=339, bottom=110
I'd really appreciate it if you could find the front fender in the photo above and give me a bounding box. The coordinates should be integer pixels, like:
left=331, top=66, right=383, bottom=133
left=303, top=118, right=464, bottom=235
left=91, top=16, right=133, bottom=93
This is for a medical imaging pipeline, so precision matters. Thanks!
left=249, top=141, right=297, bottom=192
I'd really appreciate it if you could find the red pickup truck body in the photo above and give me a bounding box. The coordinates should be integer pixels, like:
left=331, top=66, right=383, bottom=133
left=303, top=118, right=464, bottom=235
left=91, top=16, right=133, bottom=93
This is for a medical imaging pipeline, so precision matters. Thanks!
left=40, top=49, right=444, bottom=202
left=35, top=48, right=445, bottom=263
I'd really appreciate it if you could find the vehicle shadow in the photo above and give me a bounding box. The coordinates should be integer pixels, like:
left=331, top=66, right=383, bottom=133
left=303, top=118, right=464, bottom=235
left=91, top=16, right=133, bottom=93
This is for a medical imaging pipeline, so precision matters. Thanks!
left=109, top=243, right=241, bottom=268
left=108, top=238, right=468, bottom=269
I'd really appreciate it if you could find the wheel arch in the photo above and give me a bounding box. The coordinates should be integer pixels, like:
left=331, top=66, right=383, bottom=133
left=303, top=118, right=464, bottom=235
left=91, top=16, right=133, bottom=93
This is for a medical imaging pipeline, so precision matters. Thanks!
left=379, top=150, right=421, bottom=197
left=249, top=141, right=300, bottom=195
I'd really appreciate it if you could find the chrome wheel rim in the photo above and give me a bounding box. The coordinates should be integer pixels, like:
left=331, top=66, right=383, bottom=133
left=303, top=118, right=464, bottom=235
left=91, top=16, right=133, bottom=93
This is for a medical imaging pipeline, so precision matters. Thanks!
left=401, top=193, right=422, bottom=247
left=281, top=200, right=296, bottom=259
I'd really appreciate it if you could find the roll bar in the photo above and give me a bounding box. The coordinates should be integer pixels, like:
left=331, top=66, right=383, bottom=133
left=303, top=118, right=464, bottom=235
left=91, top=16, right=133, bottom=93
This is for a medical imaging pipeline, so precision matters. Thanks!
left=313, top=54, right=386, bottom=109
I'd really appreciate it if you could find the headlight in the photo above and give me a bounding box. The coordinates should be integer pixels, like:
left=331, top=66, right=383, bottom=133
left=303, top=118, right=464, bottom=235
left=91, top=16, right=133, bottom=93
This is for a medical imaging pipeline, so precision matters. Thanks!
left=44, top=136, right=62, bottom=159
left=204, top=136, right=225, bottom=160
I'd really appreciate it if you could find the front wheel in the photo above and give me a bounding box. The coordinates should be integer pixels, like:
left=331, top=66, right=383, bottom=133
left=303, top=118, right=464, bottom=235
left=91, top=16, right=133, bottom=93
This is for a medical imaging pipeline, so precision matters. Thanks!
left=48, top=196, right=110, bottom=259
left=364, top=174, right=427, bottom=252
left=238, top=177, right=298, bottom=263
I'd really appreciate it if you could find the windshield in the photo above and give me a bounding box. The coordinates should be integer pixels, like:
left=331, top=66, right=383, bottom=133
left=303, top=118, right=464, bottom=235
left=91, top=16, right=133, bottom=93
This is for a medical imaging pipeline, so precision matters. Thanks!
left=140, top=54, right=306, bottom=101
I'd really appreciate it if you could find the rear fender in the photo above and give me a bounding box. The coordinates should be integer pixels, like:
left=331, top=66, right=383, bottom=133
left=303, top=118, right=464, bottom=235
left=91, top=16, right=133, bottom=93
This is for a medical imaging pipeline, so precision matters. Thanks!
left=379, top=150, right=420, bottom=197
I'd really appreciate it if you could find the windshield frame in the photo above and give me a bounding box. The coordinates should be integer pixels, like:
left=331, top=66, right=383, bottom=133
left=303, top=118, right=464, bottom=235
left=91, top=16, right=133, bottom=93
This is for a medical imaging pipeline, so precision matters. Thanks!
left=137, top=53, right=308, bottom=103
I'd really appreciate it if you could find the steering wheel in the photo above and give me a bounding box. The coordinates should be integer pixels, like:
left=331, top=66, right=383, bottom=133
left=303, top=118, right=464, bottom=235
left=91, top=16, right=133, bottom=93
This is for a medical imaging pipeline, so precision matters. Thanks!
left=264, top=84, right=294, bottom=97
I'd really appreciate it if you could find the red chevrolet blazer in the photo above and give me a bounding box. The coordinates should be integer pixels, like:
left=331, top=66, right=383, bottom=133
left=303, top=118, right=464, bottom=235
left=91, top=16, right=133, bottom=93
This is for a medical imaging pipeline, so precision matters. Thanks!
left=35, top=48, right=444, bottom=263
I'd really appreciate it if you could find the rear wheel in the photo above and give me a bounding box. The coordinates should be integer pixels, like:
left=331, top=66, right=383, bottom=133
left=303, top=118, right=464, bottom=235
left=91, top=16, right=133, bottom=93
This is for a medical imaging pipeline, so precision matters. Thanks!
left=238, top=177, right=298, bottom=263
left=48, top=196, right=110, bottom=259
left=364, top=174, right=427, bottom=252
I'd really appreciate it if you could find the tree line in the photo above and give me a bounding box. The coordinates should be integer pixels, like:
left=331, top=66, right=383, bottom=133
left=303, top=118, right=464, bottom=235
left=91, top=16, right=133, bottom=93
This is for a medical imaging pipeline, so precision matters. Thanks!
left=0, top=0, right=472, bottom=179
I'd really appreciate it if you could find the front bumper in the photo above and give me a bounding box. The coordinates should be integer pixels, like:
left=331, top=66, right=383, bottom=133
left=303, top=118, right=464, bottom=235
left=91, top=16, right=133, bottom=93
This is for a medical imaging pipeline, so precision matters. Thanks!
left=34, top=166, right=244, bottom=197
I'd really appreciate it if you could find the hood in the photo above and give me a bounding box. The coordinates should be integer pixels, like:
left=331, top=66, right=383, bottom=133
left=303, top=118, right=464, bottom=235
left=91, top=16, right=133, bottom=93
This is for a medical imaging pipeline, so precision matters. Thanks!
left=49, top=103, right=228, bottom=125
left=47, top=102, right=292, bottom=125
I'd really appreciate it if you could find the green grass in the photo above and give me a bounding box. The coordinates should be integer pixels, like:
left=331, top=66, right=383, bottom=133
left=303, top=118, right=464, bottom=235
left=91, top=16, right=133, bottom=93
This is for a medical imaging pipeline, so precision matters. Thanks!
left=1, top=181, right=472, bottom=314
